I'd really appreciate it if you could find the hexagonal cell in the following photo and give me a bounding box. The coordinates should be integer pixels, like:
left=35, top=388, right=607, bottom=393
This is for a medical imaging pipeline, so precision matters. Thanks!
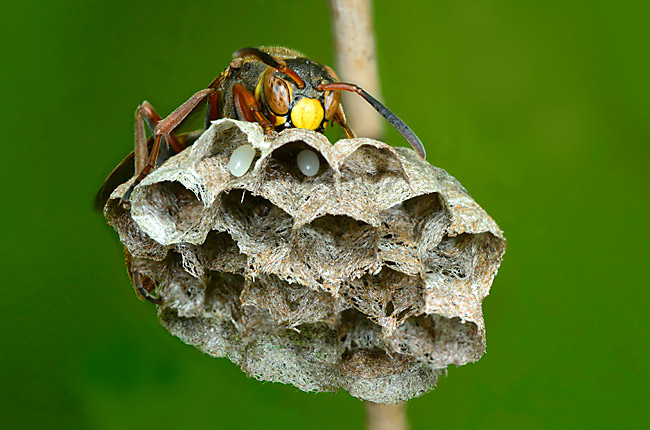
left=217, top=189, right=293, bottom=273
left=205, top=122, right=255, bottom=159
left=337, top=310, right=442, bottom=404
left=202, top=271, right=245, bottom=322
left=131, top=180, right=215, bottom=246
left=158, top=252, right=208, bottom=318
left=199, top=126, right=261, bottom=191
left=425, top=232, right=505, bottom=303
left=337, top=308, right=385, bottom=351
left=125, top=250, right=207, bottom=317
left=172, top=230, right=246, bottom=279
left=124, top=249, right=162, bottom=303
left=423, top=233, right=481, bottom=282
left=194, top=230, right=247, bottom=275
left=157, top=267, right=246, bottom=363
left=264, top=140, right=332, bottom=181
left=335, top=145, right=413, bottom=220
left=383, top=313, right=483, bottom=368
left=159, top=306, right=245, bottom=364
left=338, top=144, right=407, bottom=179
left=289, top=215, right=381, bottom=292
left=375, top=192, right=456, bottom=278
left=241, top=274, right=340, bottom=328
left=145, top=261, right=245, bottom=323
left=345, top=268, right=424, bottom=331
left=401, top=193, right=450, bottom=245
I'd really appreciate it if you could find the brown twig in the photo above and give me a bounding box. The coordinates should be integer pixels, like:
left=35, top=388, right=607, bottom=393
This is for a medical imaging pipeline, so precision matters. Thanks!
left=365, top=402, right=408, bottom=430
left=330, top=2, right=408, bottom=428
left=329, top=0, right=383, bottom=140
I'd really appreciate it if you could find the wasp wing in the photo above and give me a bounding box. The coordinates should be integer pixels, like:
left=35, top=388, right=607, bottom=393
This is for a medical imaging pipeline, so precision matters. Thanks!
left=94, top=150, right=137, bottom=211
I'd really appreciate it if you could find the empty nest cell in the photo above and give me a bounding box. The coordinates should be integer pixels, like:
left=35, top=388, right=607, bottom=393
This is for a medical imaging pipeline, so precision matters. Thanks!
left=218, top=189, right=293, bottom=260
left=173, top=230, right=246, bottom=279
left=131, top=180, right=217, bottom=246
left=289, top=215, right=381, bottom=292
left=384, top=313, right=482, bottom=368
left=143, top=181, right=204, bottom=229
left=240, top=274, right=340, bottom=328
left=422, top=232, right=505, bottom=299
left=345, top=268, right=425, bottom=331
left=377, top=192, right=451, bottom=276
left=335, top=144, right=413, bottom=219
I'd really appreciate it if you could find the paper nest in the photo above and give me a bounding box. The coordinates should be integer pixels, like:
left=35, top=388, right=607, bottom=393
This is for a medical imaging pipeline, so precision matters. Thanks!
left=103, top=119, right=506, bottom=404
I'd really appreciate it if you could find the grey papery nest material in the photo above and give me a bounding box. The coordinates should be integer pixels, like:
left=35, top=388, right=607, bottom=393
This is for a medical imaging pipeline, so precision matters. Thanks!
left=103, top=119, right=506, bottom=404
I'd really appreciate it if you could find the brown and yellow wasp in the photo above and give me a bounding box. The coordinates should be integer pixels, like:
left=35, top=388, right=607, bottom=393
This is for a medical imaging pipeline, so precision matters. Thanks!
left=95, top=46, right=425, bottom=210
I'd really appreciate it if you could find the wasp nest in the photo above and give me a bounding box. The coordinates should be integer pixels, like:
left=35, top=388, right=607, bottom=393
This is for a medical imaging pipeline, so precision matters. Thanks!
left=103, top=119, right=505, bottom=404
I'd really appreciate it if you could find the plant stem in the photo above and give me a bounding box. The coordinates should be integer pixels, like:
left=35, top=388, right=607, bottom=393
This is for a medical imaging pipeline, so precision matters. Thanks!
left=365, top=402, right=408, bottom=430
left=330, top=3, right=409, bottom=428
left=329, top=0, right=383, bottom=140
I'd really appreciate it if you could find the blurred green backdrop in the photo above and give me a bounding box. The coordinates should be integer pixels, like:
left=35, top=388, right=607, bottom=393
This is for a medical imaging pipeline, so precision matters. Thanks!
left=2, top=0, right=648, bottom=428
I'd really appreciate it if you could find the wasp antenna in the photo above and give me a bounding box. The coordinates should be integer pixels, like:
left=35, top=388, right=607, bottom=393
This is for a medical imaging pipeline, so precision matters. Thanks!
left=318, top=82, right=426, bottom=159
left=233, top=47, right=305, bottom=89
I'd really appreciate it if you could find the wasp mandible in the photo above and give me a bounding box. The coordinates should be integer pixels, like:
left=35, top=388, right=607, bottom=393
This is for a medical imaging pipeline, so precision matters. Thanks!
left=95, top=46, right=425, bottom=210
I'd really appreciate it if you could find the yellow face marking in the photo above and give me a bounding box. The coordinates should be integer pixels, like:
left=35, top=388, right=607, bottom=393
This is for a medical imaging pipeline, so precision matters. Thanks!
left=291, top=98, right=324, bottom=130
left=254, top=74, right=264, bottom=101
left=273, top=113, right=286, bottom=126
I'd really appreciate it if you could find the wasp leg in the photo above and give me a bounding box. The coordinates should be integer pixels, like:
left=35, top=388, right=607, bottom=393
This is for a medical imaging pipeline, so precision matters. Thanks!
left=121, top=88, right=214, bottom=205
left=139, top=102, right=186, bottom=151
left=132, top=271, right=162, bottom=305
left=133, top=101, right=185, bottom=173
left=204, top=68, right=230, bottom=129
left=124, top=249, right=162, bottom=305
left=232, top=83, right=274, bottom=134
left=134, top=102, right=149, bottom=174
left=332, top=105, right=356, bottom=139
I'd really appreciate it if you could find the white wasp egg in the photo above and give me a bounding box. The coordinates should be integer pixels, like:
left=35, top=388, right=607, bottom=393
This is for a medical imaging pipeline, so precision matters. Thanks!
left=297, top=149, right=320, bottom=177
left=229, top=144, right=255, bottom=177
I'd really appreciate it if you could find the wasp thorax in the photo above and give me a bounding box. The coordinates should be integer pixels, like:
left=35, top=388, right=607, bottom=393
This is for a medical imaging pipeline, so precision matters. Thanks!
left=103, top=119, right=505, bottom=404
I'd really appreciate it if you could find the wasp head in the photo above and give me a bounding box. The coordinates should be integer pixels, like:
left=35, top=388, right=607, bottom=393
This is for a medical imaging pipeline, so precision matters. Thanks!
left=255, top=58, right=341, bottom=132
left=235, top=47, right=425, bottom=159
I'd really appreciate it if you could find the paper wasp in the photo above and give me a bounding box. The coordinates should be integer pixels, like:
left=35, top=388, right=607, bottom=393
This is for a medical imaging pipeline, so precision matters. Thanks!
left=95, top=46, right=425, bottom=210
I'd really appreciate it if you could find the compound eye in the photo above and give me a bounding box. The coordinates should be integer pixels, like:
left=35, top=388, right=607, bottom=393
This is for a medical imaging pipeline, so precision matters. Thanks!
left=323, top=89, right=340, bottom=121
left=264, top=72, right=292, bottom=115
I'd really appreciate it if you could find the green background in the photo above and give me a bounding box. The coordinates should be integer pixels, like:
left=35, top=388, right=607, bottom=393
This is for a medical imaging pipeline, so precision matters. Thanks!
left=2, top=0, right=648, bottom=428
